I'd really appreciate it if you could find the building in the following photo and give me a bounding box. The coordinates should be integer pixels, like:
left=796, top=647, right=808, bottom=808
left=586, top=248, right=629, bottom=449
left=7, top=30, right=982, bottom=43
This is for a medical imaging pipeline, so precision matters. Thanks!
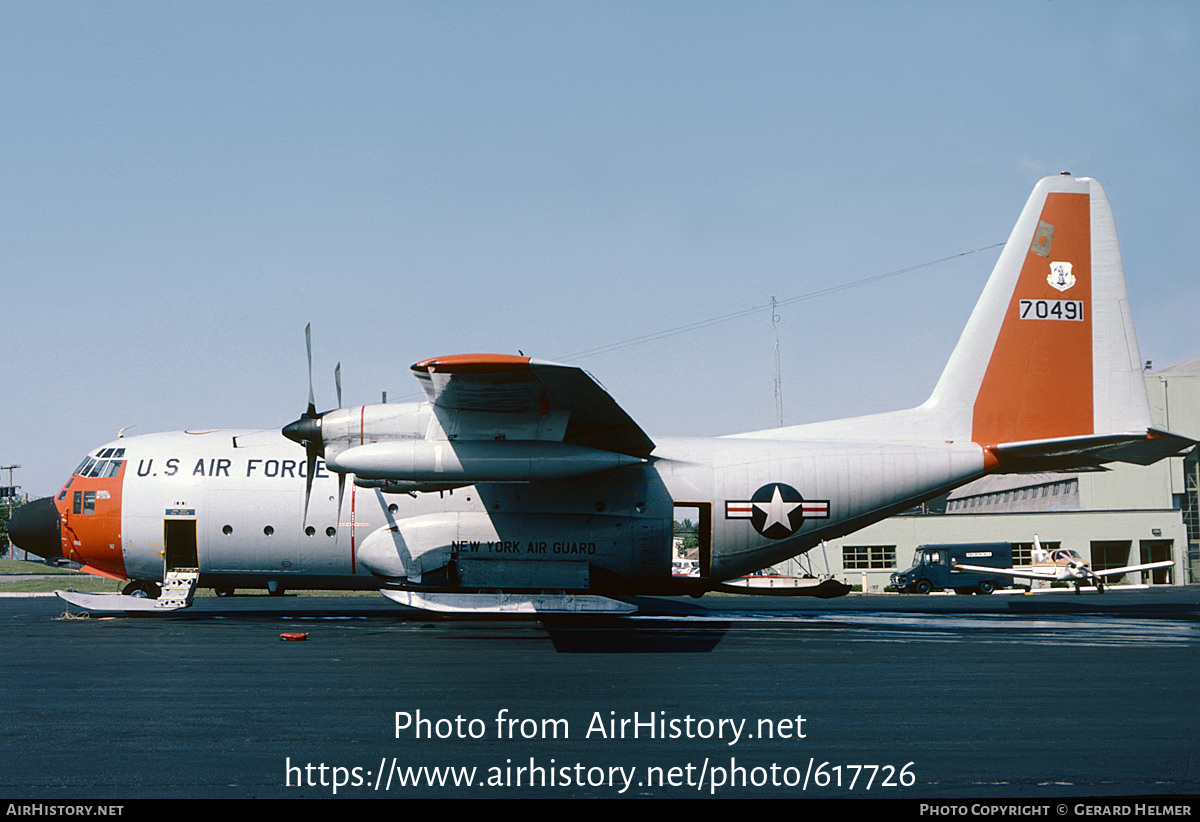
left=779, top=360, right=1200, bottom=590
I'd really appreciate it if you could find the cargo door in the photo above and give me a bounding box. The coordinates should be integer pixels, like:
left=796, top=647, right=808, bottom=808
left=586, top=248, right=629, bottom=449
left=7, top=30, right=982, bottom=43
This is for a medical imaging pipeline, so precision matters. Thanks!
left=672, top=502, right=712, bottom=578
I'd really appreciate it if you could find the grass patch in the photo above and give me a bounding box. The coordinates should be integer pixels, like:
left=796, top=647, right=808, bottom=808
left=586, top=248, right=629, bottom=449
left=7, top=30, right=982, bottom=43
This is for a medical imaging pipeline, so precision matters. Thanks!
left=0, top=557, right=82, bottom=575
left=0, top=575, right=117, bottom=594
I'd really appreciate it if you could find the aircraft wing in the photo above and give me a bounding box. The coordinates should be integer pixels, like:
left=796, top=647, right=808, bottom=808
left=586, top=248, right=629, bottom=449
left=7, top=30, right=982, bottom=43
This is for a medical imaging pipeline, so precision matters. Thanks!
left=1091, top=560, right=1175, bottom=578
left=954, top=564, right=1056, bottom=581
left=410, top=354, right=656, bottom=459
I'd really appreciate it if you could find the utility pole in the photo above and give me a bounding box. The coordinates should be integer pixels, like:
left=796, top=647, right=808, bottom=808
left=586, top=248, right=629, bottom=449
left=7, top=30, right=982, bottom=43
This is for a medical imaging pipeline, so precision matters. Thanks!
left=771, top=297, right=784, bottom=427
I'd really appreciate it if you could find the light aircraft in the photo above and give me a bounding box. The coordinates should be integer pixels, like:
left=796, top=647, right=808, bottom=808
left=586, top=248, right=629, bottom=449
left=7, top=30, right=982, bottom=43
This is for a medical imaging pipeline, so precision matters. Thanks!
left=9, top=174, right=1194, bottom=614
left=955, top=535, right=1175, bottom=594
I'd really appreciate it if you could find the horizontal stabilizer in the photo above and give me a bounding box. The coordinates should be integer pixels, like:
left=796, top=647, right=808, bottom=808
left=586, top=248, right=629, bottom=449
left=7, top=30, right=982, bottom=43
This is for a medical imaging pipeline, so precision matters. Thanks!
left=989, top=428, right=1196, bottom=473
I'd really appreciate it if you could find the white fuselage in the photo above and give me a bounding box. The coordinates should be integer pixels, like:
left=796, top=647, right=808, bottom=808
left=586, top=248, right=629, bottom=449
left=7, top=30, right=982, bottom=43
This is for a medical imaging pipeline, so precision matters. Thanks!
left=55, top=426, right=987, bottom=594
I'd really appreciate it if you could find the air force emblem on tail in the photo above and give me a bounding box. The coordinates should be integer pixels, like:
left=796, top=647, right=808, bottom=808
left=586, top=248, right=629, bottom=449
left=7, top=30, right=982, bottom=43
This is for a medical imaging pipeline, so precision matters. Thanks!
left=725, top=483, right=830, bottom=539
left=1048, top=261, right=1075, bottom=292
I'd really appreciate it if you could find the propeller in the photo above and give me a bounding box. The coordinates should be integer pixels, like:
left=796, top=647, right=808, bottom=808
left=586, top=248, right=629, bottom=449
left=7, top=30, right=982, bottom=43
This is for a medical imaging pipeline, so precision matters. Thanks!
left=282, top=324, right=342, bottom=526
left=332, top=360, right=345, bottom=525
left=306, top=322, right=316, bottom=418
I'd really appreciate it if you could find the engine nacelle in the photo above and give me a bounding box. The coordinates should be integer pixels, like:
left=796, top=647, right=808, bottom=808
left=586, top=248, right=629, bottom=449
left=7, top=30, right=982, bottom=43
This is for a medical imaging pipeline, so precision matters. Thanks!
left=318, top=402, right=430, bottom=466
left=330, top=440, right=643, bottom=483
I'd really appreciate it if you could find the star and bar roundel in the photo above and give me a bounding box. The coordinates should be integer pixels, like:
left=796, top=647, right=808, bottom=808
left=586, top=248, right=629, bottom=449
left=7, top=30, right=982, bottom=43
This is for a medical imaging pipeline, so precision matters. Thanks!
left=725, top=483, right=830, bottom=540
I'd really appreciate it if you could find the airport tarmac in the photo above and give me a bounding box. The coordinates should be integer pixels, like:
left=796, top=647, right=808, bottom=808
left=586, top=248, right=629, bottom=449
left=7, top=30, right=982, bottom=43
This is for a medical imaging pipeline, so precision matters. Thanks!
left=1, top=587, right=1198, bottom=799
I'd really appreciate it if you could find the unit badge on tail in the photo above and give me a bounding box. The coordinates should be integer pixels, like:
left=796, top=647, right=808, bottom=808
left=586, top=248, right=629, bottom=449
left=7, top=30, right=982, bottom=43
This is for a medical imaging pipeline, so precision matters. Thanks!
left=725, top=483, right=830, bottom=539
left=1048, top=261, right=1075, bottom=292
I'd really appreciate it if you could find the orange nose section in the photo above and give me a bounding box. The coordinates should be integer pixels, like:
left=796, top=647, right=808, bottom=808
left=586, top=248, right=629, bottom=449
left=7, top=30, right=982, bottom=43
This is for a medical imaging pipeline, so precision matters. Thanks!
left=61, top=465, right=128, bottom=580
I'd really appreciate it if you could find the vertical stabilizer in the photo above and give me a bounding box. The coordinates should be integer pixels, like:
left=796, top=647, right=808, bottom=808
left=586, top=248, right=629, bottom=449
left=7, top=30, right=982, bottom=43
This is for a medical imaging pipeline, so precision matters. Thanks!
left=926, top=174, right=1152, bottom=447
left=734, top=174, right=1193, bottom=466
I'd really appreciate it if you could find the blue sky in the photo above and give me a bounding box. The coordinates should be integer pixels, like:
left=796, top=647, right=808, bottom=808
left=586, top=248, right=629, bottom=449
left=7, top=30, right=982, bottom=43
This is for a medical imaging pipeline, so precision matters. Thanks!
left=4, top=1, right=1198, bottom=496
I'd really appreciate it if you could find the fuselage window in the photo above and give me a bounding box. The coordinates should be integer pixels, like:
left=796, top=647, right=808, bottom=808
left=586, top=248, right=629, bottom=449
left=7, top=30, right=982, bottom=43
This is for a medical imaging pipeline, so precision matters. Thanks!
left=83, top=491, right=96, bottom=514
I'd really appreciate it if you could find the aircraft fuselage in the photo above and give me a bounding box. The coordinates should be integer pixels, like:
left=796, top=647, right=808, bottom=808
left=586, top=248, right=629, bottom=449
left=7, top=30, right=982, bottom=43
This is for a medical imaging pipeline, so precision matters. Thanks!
left=43, top=426, right=987, bottom=595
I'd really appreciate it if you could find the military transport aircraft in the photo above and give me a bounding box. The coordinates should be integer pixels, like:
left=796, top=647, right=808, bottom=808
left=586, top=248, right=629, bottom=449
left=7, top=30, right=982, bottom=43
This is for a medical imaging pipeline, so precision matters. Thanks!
left=955, top=535, right=1175, bottom=594
left=9, top=174, right=1195, bottom=614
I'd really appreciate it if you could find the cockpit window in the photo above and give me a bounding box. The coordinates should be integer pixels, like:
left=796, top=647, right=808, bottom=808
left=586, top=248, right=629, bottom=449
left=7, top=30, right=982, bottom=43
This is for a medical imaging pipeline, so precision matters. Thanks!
left=75, top=454, right=125, bottom=479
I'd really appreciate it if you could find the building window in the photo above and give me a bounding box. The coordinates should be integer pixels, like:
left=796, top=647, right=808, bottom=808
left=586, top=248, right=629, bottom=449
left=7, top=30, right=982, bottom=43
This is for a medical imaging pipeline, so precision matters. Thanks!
left=1011, top=541, right=1060, bottom=566
left=843, top=545, right=896, bottom=570
left=1012, top=542, right=1032, bottom=565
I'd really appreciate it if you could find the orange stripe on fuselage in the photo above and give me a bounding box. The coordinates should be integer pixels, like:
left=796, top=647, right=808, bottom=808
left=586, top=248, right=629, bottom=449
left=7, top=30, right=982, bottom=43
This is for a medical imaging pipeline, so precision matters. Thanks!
left=972, top=192, right=1092, bottom=447
left=62, top=463, right=128, bottom=580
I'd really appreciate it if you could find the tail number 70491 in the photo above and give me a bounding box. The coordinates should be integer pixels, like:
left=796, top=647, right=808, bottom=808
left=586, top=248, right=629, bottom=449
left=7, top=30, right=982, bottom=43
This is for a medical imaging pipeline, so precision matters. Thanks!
left=1019, top=299, right=1085, bottom=321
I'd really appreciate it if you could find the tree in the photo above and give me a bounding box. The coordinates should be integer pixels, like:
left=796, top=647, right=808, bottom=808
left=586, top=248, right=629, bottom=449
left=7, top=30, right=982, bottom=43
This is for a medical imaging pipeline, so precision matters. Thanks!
left=1, top=488, right=27, bottom=559
left=0, top=502, right=12, bottom=559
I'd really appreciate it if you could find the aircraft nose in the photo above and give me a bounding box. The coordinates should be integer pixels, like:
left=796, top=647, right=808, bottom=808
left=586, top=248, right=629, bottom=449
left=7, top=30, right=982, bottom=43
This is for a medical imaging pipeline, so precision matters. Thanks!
left=8, top=497, right=63, bottom=561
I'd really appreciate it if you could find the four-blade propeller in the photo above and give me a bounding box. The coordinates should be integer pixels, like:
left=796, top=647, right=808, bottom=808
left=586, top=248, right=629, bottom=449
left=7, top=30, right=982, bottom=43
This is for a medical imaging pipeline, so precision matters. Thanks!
left=281, top=323, right=344, bottom=526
